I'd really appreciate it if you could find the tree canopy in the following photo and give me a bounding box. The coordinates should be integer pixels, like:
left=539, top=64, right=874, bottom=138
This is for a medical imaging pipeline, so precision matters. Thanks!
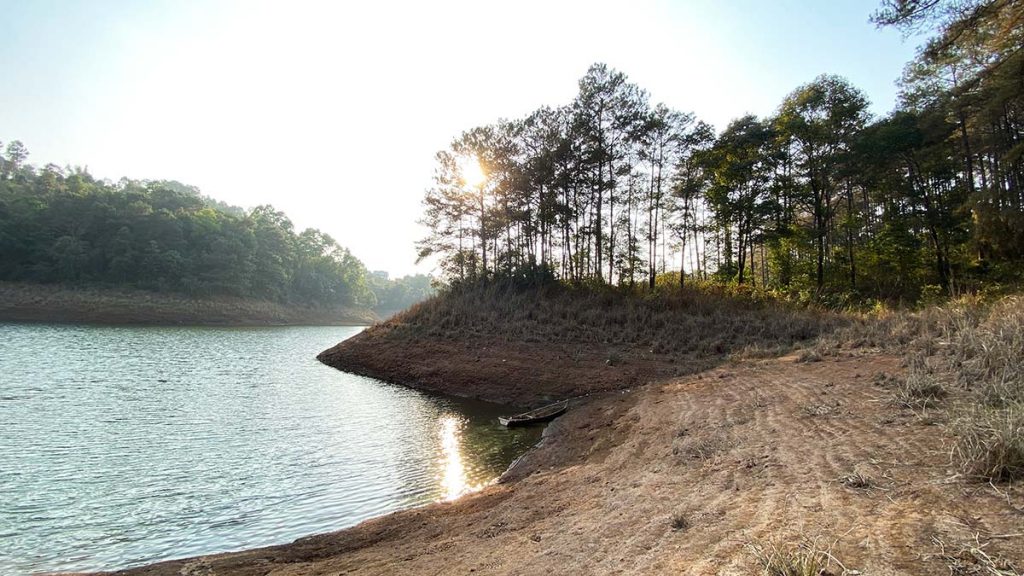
left=0, top=145, right=377, bottom=308
left=418, top=1, right=1024, bottom=303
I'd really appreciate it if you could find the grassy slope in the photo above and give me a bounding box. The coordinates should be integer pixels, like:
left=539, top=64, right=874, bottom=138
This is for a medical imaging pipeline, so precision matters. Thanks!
left=319, top=283, right=837, bottom=405
left=0, top=282, right=378, bottom=326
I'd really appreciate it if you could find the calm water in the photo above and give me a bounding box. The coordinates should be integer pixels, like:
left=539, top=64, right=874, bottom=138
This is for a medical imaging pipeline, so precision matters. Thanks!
left=0, top=324, right=542, bottom=575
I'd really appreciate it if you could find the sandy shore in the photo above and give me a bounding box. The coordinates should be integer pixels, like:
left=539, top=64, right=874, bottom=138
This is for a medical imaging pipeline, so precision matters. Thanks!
left=90, top=343, right=1024, bottom=576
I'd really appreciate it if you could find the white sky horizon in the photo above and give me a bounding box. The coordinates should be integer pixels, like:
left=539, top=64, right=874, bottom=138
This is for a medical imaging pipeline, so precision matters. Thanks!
left=1, top=0, right=923, bottom=277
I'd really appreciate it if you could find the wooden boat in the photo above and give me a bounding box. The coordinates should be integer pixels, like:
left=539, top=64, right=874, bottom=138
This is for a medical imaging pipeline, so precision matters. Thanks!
left=499, top=400, right=569, bottom=427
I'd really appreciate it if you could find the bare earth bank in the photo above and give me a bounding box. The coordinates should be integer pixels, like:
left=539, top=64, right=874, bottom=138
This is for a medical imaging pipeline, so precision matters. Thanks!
left=88, top=350, right=1024, bottom=576
left=317, top=329, right=681, bottom=406
left=0, top=282, right=378, bottom=326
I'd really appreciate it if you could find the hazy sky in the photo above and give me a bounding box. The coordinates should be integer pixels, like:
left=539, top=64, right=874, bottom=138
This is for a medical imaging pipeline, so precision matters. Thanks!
left=1, top=0, right=922, bottom=276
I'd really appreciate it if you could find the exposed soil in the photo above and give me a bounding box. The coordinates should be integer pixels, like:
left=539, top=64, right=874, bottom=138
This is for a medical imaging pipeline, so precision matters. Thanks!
left=0, top=282, right=377, bottom=326
left=95, top=351, right=1024, bottom=576
left=317, top=330, right=682, bottom=406
left=317, top=283, right=836, bottom=408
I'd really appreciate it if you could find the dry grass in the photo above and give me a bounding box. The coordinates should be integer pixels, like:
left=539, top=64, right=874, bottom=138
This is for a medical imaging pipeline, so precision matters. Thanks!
left=676, top=433, right=732, bottom=461
left=386, top=282, right=837, bottom=368
left=670, top=513, right=690, bottom=531
left=749, top=537, right=847, bottom=576
left=837, top=470, right=873, bottom=490
left=932, top=536, right=1022, bottom=575
left=952, top=404, right=1024, bottom=482
left=386, top=283, right=1024, bottom=482
left=820, top=295, right=1024, bottom=482
left=939, top=298, right=1024, bottom=407
left=891, top=367, right=947, bottom=409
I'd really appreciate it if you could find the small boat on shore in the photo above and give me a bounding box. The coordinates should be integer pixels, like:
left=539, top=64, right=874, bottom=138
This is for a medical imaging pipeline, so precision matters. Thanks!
left=499, top=400, right=569, bottom=427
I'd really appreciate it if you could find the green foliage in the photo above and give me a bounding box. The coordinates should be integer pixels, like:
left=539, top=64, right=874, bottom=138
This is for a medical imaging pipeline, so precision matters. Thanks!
left=368, top=273, right=436, bottom=313
left=419, top=41, right=1023, bottom=307
left=0, top=151, right=373, bottom=308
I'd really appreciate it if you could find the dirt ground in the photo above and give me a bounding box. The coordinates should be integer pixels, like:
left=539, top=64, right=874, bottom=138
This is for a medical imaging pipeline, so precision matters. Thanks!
left=318, top=331, right=696, bottom=407
left=98, top=352, right=1024, bottom=576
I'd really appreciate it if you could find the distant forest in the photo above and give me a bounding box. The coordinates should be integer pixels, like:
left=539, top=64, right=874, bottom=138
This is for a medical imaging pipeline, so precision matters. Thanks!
left=0, top=150, right=432, bottom=311
left=418, top=0, right=1023, bottom=303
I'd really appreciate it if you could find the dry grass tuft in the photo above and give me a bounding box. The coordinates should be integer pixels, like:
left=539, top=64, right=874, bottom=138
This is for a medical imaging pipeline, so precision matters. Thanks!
left=890, top=368, right=947, bottom=409
left=749, top=537, right=847, bottom=576
left=674, top=433, right=732, bottom=462
left=823, top=295, right=1024, bottom=482
left=802, top=402, right=840, bottom=418
left=932, top=536, right=1022, bottom=575
left=670, top=513, right=689, bottom=531
left=941, top=298, right=1024, bottom=407
left=952, top=404, right=1024, bottom=482
left=837, top=470, right=873, bottom=490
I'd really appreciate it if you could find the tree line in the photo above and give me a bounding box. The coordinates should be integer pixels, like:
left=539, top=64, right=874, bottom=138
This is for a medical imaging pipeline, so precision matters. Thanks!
left=368, top=272, right=435, bottom=313
left=0, top=148, right=380, bottom=308
left=417, top=0, right=1023, bottom=302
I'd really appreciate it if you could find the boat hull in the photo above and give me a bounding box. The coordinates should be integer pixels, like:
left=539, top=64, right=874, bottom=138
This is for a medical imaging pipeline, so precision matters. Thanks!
left=498, top=402, right=568, bottom=427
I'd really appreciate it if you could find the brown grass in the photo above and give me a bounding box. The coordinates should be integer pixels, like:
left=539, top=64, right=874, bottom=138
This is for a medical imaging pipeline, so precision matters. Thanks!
left=818, top=295, right=1024, bottom=482
left=387, top=282, right=836, bottom=364
left=931, top=536, right=1022, bottom=576
left=837, top=469, right=873, bottom=490
left=749, top=537, right=847, bottom=576
left=891, top=365, right=947, bottom=409
left=953, top=404, right=1024, bottom=482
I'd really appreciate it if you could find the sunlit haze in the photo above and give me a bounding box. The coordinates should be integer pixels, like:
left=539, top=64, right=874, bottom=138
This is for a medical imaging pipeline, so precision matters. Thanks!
left=459, top=156, right=487, bottom=188
left=0, top=0, right=919, bottom=276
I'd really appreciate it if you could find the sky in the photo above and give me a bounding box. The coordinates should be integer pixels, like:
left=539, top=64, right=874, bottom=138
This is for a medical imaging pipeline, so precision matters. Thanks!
left=0, top=0, right=924, bottom=277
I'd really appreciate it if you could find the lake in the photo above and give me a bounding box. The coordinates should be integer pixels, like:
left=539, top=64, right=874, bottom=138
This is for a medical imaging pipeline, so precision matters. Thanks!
left=0, top=324, right=542, bottom=575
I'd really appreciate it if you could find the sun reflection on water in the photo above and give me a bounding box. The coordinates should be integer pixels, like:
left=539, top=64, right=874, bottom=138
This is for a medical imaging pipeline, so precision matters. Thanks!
left=438, top=415, right=486, bottom=501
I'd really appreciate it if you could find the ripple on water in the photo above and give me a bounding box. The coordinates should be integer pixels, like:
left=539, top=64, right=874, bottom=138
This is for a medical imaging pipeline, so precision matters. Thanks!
left=0, top=324, right=542, bottom=575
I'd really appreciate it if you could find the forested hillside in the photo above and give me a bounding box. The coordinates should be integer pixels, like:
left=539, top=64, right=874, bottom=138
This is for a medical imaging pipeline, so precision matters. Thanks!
left=0, top=149, right=375, bottom=308
left=418, top=0, right=1023, bottom=304
left=368, top=273, right=435, bottom=313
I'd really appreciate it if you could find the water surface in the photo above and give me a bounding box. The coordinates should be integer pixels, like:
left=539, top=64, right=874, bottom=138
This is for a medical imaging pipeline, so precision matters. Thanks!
left=0, top=324, right=541, bottom=574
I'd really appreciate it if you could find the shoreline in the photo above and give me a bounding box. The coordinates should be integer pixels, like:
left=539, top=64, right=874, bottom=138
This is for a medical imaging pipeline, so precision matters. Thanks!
left=316, top=330, right=679, bottom=407
left=70, top=404, right=558, bottom=575
left=81, top=370, right=631, bottom=576
left=86, top=349, right=1024, bottom=575
left=82, top=338, right=1024, bottom=575
left=70, top=292, right=1024, bottom=575
left=0, top=282, right=379, bottom=327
